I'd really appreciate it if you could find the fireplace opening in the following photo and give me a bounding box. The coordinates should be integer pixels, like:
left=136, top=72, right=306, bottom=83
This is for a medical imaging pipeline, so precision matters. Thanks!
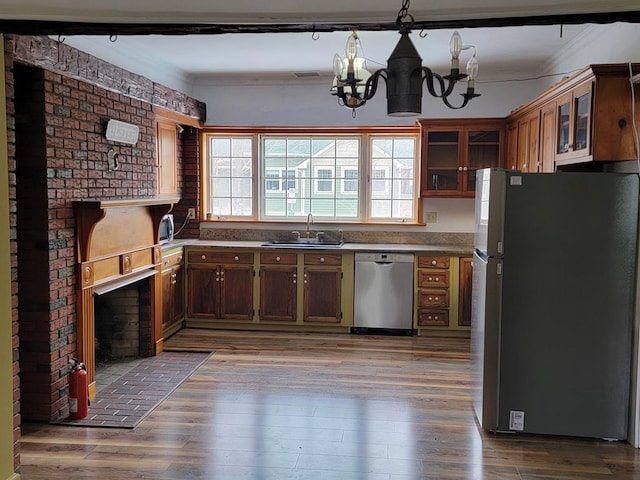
left=94, top=276, right=154, bottom=372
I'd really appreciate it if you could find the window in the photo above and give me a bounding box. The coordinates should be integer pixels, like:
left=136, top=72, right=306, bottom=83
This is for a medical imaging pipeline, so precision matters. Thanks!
left=204, top=130, right=417, bottom=223
left=206, top=136, right=253, bottom=217
left=370, top=137, right=416, bottom=220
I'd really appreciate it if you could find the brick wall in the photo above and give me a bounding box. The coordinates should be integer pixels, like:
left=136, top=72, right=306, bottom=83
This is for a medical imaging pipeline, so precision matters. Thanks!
left=5, top=48, right=21, bottom=473
left=4, top=33, right=205, bottom=471
left=176, top=127, right=201, bottom=238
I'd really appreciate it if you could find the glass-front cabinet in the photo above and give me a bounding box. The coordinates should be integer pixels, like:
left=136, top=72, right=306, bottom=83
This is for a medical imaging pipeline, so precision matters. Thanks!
left=419, top=119, right=505, bottom=197
left=555, top=82, right=592, bottom=164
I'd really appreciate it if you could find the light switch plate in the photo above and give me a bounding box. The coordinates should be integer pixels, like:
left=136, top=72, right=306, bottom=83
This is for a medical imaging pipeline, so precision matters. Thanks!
left=425, top=212, right=437, bottom=223
left=187, top=208, right=196, bottom=219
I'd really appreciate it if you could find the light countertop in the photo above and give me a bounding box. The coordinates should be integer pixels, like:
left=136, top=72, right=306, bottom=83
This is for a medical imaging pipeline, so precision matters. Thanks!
left=164, top=239, right=473, bottom=255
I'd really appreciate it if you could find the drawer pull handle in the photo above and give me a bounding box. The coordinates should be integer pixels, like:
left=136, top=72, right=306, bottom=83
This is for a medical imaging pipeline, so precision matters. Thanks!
left=234, top=255, right=239, bottom=261
left=201, top=255, right=206, bottom=260
left=320, top=257, right=325, bottom=263
left=276, top=256, right=281, bottom=262
left=431, top=260, right=436, bottom=265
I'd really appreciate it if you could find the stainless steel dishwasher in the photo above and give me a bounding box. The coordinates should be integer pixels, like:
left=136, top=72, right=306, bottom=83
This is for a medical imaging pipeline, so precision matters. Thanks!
left=353, top=252, right=415, bottom=332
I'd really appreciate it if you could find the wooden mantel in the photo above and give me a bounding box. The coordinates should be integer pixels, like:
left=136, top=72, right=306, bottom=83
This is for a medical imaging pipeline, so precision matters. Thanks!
left=74, top=197, right=179, bottom=399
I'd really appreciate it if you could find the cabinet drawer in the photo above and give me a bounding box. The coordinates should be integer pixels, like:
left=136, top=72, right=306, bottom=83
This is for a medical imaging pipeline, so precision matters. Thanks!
left=303, top=253, right=342, bottom=266
left=418, top=256, right=450, bottom=269
left=188, top=250, right=253, bottom=264
left=417, top=289, right=449, bottom=307
left=418, top=270, right=450, bottom=288
left=161, top=249, right=184, bottom=269
left=260, top=252, right=297, bottom=265
left=417, top=309, right=449, bottom=327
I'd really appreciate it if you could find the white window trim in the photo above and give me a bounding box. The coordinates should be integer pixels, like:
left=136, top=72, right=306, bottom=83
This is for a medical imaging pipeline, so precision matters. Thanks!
left=203, top=130, right=419, bottom=224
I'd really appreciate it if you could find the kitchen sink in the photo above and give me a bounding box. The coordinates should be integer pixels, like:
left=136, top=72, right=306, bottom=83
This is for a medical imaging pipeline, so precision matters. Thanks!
left=262, top=239, right=344, bottom=249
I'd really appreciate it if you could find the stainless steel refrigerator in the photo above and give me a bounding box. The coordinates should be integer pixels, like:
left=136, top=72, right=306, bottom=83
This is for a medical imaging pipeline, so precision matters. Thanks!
left=472, top=168, right=639, bottom=439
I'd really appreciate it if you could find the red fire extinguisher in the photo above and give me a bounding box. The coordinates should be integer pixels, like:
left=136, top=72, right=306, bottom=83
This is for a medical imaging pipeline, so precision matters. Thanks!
left=69, top=358, right=88, bottom=420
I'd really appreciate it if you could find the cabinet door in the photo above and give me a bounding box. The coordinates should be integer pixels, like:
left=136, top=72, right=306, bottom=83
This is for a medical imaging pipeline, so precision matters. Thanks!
left=526, top=113, right=541, bottom=172
left=188, top=265, right=221, bottom=318
left=555, top=83, right=592, bottom=164
left=220, top=264, right=254, bottom=320
left=458, top=257, right=473, bottom=327
left=161, top=268, right=174, bottom=329
left=540, top=103, right=556, bottom=172
left=465, top=129, right=501, bottom=194
left=303, top=267, right=342, bottom=323
left=260, top=266, right=297, bottom=322
left=505, top=121, right=518, bottom=170
left=172, top=263, right=185, bottom=323
left=422, top=130, right=461, bottom=195
left=157, top=120, right=178, bottom=195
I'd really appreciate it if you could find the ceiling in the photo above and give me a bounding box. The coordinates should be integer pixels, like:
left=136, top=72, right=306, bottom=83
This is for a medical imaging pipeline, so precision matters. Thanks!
left=0, top=0, right=638, bottom=86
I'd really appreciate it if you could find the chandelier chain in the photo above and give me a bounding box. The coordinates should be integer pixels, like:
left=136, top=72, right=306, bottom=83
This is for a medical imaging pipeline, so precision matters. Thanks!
left=396, top=0, right=414, bottom=29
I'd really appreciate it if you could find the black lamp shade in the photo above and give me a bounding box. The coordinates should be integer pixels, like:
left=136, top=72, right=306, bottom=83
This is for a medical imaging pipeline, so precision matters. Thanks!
left=385, top=31, right=424, bottom=116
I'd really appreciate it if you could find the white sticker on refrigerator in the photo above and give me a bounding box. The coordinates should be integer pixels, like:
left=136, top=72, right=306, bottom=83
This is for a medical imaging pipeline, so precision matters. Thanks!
left=510, top=176, right=523, bottom=186
left=509, top=410, right=525, bottom=431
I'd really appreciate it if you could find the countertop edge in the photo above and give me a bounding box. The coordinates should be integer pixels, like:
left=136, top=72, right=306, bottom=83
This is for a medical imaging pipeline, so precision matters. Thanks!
left=163, top=239, right=473, bottom=255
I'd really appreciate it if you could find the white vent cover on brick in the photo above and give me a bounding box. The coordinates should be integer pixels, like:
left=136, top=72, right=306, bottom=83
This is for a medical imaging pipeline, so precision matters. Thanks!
left=105, top=119, right=139, bottom=145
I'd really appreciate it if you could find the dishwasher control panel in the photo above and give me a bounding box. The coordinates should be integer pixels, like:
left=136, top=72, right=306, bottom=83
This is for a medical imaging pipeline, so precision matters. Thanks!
left=355, top=252, right=415, bottom=263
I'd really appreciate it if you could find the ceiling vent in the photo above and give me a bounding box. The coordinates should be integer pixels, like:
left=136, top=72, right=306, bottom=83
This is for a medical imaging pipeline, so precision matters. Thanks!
left=292, top=71, right=321, bottom=78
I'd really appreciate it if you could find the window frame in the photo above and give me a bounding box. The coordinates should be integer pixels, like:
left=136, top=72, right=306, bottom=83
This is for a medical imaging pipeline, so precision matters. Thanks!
left=202, top=127, right=420, bottom=224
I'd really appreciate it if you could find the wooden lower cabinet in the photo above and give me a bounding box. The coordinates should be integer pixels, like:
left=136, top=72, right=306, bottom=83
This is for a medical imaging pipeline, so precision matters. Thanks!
left=187, top=250, right=254, bottom=321
left=457, top=256, right=473, bottom=327
left=161, top=247, right=185, bottom=338
left=415, top=254, right=472, bottom=336
left=302, top=253, right=343, bottom=324
left=303, top=267, right=342, bottom=323
left=185, top=247, right=353, bottom=331
left=259, top=252, right=297, bottom=322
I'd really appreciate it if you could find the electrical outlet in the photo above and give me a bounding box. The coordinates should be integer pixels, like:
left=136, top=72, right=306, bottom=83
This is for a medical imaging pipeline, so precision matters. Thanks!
left=425, top=211, right=437, bottom=223
left=187, top=208, right=196, bottom=220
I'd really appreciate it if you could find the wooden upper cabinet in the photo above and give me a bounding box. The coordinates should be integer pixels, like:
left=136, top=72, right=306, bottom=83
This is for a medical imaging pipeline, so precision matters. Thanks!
left=419, top=118, right=505, bottom=197
left=157, top=119, right=179, bottom=195
left=540, top=102, right=557, bottom=173
left=507, top=63, right=640, bottom=169
left=554, top=81, right=592, bottom=165
left=506, top=110, right=542, bottom=173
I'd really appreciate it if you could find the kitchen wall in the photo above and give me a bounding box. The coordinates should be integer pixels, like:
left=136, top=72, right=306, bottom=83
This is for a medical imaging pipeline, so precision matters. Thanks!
left=194, top=22, right=640, bottom=238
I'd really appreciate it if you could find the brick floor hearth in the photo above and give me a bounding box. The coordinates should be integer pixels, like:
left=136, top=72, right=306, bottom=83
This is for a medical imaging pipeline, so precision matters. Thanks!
left=56, top=351, right=211, bottom=428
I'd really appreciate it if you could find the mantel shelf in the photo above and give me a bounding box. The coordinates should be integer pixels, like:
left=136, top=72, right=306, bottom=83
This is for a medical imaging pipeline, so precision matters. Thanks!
left=74, top=197, right=180, bottom=263
left=74, top=196, right=180, bottom=210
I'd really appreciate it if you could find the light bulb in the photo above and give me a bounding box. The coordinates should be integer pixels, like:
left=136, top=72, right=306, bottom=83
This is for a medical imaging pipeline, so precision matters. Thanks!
left=449, top=31, right=462, bottom=59
left=333, top=54, right=344, bottom=77
left=466, top=53, right=479, bottom=80
left=346, top=32, right=359, bottom=60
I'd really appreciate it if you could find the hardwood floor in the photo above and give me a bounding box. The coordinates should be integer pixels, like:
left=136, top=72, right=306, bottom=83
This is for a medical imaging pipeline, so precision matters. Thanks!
left=18, top=329, right=640, bottom=479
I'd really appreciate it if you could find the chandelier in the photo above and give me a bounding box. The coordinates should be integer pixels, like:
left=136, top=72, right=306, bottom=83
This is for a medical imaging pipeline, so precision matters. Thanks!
left=329, top=0, right=480, bottom=116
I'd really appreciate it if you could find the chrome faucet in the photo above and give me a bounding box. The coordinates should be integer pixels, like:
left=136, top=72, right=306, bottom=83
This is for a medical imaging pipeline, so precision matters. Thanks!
left=306, top=212, right=314, bottom=238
